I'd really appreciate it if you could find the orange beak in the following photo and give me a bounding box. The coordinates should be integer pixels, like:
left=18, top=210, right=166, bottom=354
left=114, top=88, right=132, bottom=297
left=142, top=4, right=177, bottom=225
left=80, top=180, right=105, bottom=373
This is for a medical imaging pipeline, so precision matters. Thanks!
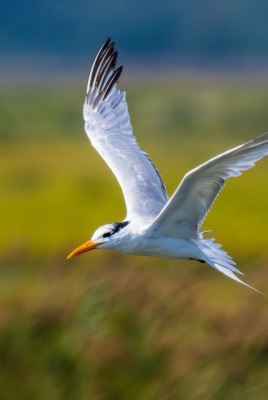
left=67, top=240, right=103, bottom=259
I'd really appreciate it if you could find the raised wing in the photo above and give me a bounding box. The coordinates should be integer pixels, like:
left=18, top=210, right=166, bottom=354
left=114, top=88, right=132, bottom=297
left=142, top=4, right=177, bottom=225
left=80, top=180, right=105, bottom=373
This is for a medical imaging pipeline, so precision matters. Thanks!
left=83, top=38, right=168, bottom=222
left=149, top=133, right=268, bottom=237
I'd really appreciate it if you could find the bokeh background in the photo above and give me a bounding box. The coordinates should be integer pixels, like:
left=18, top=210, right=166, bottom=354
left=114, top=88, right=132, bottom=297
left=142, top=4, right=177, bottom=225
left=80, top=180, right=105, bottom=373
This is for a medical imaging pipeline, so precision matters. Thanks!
left=1, top=1, right=268, bottom=399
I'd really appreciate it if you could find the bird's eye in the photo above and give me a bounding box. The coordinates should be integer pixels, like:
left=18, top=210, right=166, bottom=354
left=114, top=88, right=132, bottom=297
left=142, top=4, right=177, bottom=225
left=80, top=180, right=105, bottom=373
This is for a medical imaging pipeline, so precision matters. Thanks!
left=103, top=232, right=111, bottom=238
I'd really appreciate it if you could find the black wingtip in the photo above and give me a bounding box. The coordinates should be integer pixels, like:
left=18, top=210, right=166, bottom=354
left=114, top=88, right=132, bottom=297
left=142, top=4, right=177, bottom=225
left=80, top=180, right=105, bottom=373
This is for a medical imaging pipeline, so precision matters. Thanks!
left=102, top=65, right=123, bottom=100
left=102, top=37, right=112, bottom=50
left=86, top=38, right=124, bottom=107
left=87, top=38, right=113, bottom=92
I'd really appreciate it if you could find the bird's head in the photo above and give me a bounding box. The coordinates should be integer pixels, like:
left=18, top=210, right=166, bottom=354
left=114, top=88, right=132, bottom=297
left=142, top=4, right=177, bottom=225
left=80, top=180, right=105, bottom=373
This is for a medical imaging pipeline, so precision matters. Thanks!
left=67, top=221, right=130, bottom=259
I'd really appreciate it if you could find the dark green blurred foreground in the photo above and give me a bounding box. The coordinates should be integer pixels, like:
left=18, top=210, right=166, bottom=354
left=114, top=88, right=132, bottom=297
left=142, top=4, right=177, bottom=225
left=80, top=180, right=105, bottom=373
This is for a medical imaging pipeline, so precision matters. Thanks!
left=0, top=75, right=268, bottom=399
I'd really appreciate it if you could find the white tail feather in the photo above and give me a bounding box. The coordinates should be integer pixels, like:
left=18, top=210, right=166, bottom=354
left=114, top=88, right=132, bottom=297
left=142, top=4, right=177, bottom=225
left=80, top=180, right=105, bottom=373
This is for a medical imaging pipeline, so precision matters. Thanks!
left=194, top=238, right=263, bottom=294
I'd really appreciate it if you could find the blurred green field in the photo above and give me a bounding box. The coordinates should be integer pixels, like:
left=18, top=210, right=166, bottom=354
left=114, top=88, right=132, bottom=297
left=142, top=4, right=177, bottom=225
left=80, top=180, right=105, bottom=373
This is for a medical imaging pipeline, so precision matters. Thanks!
left=0, top=74, right=268, bottom=399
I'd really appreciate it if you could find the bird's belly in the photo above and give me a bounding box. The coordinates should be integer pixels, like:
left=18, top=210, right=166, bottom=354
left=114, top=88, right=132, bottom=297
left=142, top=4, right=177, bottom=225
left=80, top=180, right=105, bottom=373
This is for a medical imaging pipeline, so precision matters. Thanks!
left=117, top=236, right=198, bottom=260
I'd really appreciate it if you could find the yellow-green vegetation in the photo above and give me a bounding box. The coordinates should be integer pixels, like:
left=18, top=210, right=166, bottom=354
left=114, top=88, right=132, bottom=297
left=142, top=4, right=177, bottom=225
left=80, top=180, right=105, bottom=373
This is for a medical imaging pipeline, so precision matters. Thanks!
left=0, top=74, right=268, bottom=399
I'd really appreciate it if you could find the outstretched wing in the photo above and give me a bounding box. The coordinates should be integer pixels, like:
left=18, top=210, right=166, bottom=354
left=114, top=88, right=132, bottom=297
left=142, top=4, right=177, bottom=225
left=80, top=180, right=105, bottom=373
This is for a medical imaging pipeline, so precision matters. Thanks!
left=83, top=38, right=168, bottom=223
left=149, top=133, right=268, bottom=237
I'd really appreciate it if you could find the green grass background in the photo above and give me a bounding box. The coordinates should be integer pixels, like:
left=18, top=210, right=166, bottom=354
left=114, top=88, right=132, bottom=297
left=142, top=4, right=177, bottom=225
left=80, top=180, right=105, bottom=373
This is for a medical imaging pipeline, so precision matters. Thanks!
left=0, top=74, right=268, bottom=399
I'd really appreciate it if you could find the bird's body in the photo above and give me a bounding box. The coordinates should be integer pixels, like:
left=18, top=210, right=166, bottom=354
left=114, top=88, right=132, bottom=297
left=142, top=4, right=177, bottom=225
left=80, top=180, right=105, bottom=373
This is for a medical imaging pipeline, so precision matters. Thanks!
left=68, top=38, right=268, bottom=292
left=93, top=222, right=199, bottom=259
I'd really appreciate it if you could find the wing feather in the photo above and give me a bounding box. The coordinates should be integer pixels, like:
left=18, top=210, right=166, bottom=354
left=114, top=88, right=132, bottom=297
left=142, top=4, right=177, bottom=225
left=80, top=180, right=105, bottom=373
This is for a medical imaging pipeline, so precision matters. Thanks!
left=83, top=39, right=168, bottom=222
left=149, top=133, right=268, bottom=237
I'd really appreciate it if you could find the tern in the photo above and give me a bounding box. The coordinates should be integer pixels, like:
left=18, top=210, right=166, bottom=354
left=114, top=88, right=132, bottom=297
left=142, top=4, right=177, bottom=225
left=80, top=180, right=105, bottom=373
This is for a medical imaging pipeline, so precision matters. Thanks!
left=68, top=38, right=268, bottom=292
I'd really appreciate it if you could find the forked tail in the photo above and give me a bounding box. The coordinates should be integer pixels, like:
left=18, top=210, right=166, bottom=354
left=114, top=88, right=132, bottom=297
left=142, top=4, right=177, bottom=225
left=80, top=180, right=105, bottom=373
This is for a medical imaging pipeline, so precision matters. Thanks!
left=194, top=237, right=262, bottom=294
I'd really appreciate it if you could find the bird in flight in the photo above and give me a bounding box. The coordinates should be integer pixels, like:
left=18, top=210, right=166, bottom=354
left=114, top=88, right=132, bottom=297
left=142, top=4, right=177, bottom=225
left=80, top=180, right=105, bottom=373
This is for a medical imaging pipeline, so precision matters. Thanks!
left=67, top=38, right=268, bottom=292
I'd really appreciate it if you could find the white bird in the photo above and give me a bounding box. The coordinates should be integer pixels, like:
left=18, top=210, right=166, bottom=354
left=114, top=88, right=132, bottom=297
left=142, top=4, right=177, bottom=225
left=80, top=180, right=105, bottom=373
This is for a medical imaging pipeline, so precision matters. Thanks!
left=67, top=38, right=268, bottom=292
